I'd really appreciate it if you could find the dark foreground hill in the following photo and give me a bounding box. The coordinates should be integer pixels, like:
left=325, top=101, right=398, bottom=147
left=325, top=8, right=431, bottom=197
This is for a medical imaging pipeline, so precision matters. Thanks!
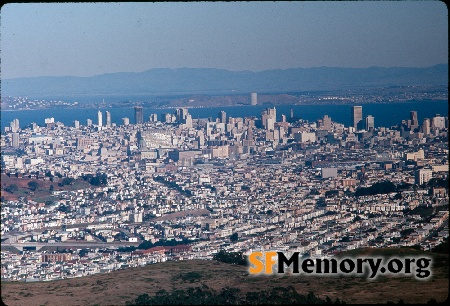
left=1, top=248, right=448, bottom=305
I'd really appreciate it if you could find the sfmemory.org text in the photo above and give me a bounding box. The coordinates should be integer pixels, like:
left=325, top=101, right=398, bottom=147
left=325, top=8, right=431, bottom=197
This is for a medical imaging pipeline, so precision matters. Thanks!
left=248, top=252, right=432, bottom=279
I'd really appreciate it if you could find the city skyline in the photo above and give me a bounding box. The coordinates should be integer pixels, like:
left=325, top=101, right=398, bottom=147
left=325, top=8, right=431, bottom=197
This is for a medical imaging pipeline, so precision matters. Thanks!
left=1, top=1, right=447, bottom=79
left=1, top=92, right=448, bottom=303
left=0, top=1, right=448, bottom=304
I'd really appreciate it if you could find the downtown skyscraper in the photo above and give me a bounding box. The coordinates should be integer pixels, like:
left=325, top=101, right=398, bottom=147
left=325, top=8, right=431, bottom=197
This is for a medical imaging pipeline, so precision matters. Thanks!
left=351, top=106, right=363, bottom=131
left=97, top=110, right=102, bottom=127
left=135, top=106, right=144, bottom=124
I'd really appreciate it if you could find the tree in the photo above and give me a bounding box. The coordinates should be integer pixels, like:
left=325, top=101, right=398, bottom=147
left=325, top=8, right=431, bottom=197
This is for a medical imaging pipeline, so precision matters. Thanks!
left=5, top=184, right=18, bottom=194
left=354, top=181, right=396, bottom=197
left=213, top=250, right=246, bottom=265
left=229, top=232, right=239, bottom=242
left=393, top=192, right=403, bottom=200
left=27, top=181, right=39, bottom=191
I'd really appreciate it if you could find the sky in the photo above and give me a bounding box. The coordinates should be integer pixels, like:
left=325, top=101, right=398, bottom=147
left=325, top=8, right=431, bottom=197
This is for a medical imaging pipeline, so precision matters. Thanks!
left=1, top=1, right=448, bottom=79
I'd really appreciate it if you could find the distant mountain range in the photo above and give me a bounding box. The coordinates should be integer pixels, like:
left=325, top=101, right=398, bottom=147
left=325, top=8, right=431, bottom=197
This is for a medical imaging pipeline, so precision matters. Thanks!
left=2, top=64, right=448, bottom=97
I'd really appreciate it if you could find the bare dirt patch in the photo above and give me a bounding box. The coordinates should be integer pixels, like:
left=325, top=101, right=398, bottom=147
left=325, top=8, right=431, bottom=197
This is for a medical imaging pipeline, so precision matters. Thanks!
left=1, top=174, right=89, bottom=202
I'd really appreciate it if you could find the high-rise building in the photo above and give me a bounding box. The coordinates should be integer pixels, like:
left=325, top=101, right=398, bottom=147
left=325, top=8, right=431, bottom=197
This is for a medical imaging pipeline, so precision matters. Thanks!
left=431, top=114, right=445, bottom=129
left=365, top=115, right=375, bottom=130
left=10, top=119, right=20, bottom=132
left=97, top=110, right=102, bottom=127
left=149, top=114, right=158, bottom=122
left=415, top=169, right=432, bottom=185
left=122, top=117, right=130, bottom=126
left=218, top=111, right=227, bottom=124
left=74, top=120, right=80, bottom=129
left=250, top=93, right=258, bottom=105
left=266, top=117, right=275, bottom=131
left=185, top=114, right=193, bottom=128
left=135, top=106, right=144, bottom=124
left=12, top=133, right=19, bottom=147
left=267, top=107, right=276, bottom=120
left=410, top=111, right=418, bottom=130
left=175, top=108, right=189, bottom=122
left=323, top=115, right=332, bottom=131
left=422, top=118, right=431, bottom=135
left=261, top=107, right=276, bottom=130
left=351, top=106, right=363, bottom=130
left=87, top=119, right=93, bottom=126
left=106, top=111, right=111, bottom=127
left=196, top=130, right=205, bottom=148
left=247, top=126, right=253, bottom=141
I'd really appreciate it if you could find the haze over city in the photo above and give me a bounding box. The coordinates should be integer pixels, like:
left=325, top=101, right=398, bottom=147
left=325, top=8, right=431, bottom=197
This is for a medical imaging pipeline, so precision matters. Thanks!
left=1, top=1, right=448, bottom=79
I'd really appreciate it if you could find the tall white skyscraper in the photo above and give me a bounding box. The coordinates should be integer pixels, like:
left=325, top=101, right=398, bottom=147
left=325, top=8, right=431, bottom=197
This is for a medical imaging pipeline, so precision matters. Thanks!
left=12, top=133, right=19, bottom=147
left=365, top=115, right=375, bottom=130
left=250, top=93, right=258, bottom=105
left=10, top=119, right=20, bottom=132
left=106, top=111, right=111, bottom=127
left=351, top=106, right=363, bottom=130
left=97, top=110, right=103, bottom=127
left=422, top=118, right=431, bottom=135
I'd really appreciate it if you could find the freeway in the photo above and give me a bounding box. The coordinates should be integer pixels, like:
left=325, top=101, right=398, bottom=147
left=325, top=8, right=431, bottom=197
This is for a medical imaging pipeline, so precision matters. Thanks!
left=1, top=241, right=141, bottom=251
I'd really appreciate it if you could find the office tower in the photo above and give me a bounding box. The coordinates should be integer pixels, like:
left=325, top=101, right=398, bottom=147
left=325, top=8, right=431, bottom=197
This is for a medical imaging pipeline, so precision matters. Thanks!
left=365, top=115, right=375, bottom=130
left=149, top=114, right=158, bottom=122
left=106, top=111, right=111, bottom=127
left=281, top=114, right=286, bottom=122
left=97, top=110, right=102, bottom=127
left=422, top=118, right=430, bottom=135
left=218, top=111, right=227, bottom=124
left=164, top=113, right=174, bottom=123
left=290, top=109, right=294, bottom=120
left=87, top=119, right=93, bottom=126
left=266, top=117, right=275, bottom=131
left=410, top=111, right=418, bottom=130
left=261, top=107, right=276, bottom=130
left=431, top=114, right=445, bottom=129
left=351, top=106, right=363, bottom=130
left=175, top=108, right=189, bottom=122
left=185, top=114, right=193, bottom=128
left=74, top=120, right=80, bottom=129
left=135, top=106, right=144, bottom=124
left=122, top=117, right=130, bottom=126
left=196, top=130, right=205, bottom=148
left=415, top=169, right=432, bottom=185
left=250, top=92, right=258, bottom=105
left=323, top=115, right=332, bottom=131
left=267, top=107, right=276, bottom=121
left=10, top=119, right=20, bottom=132
left=12, top=133, right=19, bottom=147
left=44, top=117, right=54, bottom=124
left=247, top=126, right=253, bottom=141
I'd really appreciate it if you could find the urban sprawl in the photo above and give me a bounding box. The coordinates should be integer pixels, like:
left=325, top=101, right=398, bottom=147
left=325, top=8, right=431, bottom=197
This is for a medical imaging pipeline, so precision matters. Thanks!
left=1, top=95, right=448, bottom=282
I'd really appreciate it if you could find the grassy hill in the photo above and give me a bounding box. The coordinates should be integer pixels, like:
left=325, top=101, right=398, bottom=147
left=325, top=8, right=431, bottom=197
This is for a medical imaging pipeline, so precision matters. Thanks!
left=1, top=247, right=448, bottom=305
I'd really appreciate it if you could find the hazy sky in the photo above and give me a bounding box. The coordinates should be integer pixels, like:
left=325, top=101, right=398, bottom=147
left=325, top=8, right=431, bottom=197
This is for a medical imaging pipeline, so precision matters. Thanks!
left=1, top=1, right=448, bottom=79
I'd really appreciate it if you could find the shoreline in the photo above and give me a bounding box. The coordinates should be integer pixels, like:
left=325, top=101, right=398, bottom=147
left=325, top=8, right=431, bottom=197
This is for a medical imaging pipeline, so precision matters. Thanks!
left=2, top=99, right=448, bottom=112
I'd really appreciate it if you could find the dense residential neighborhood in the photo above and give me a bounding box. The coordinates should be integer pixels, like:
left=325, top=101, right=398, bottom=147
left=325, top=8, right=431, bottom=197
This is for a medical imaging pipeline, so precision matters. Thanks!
left=1, top=103, right=448, bottom=282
